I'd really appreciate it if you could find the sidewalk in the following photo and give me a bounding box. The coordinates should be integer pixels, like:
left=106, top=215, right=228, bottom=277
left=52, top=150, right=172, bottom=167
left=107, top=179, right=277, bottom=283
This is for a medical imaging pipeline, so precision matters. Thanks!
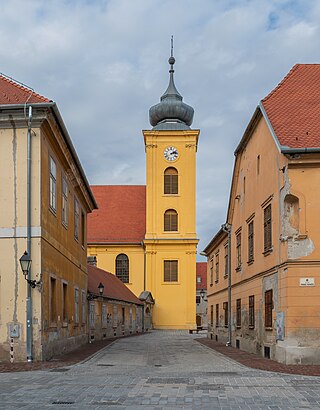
left=197, top=337, right=320, bottom=376
left=0, top=338, right=114, bottom=373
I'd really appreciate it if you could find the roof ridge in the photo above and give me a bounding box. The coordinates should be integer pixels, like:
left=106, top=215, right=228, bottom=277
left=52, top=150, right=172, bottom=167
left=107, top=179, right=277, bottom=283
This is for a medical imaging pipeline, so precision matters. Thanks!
left=0, top=73, right=51, bottom=103
left=261, top=64, right=300, bottom=103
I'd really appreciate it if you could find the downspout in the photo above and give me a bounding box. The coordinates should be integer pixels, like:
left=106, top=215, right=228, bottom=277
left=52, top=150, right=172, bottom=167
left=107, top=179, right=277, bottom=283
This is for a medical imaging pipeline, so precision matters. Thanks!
left=26, top=105, right=33, bottom=362
left=222, top=223, right=232, bottom=347
left=142, top=241, right=146, bottom=291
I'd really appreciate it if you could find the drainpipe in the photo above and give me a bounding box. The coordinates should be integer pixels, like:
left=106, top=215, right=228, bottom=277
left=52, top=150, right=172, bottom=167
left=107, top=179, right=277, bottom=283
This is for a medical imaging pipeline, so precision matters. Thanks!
left=26, top=106, right=33, bottom=362
left=142, top=241, right=146, bottom=291
left=222, top=223, right=232, bottom=347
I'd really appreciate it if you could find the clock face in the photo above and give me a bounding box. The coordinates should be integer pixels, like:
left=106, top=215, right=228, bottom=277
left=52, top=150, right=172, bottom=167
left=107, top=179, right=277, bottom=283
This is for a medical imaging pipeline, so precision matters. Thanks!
left=164, top=146, right=179, bottom=161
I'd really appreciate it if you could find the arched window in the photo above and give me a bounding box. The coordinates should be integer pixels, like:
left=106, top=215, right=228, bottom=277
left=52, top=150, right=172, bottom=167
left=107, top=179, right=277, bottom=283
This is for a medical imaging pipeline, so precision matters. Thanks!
left=164, top=167, right=178, bottom=194
left=115, top=254, right=129, bottom=283
left=164, top=209, right=178, bottom=231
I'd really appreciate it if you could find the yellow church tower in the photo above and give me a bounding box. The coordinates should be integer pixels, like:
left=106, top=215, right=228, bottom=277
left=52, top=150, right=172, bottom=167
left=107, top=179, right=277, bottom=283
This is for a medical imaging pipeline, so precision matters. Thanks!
left=143, top=43, right=199, bottom=329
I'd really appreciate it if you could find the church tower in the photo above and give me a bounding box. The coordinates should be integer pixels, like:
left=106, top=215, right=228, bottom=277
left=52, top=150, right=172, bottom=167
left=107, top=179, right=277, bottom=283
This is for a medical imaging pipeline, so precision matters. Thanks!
left=143, top=43, right=199, bottom=329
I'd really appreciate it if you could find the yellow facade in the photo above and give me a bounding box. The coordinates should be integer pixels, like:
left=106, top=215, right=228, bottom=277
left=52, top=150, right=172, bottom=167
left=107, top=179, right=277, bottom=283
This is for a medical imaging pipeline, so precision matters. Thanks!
left=143, top=129, right=199, bottom=329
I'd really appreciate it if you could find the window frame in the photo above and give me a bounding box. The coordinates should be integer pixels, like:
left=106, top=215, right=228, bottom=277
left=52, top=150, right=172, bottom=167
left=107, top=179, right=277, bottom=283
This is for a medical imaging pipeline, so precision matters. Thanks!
left=116, top=254, right=129, bottom=283
left=164, top=209, right=178, bottom=232
left=215, top=303, right=219, bottom=327
left=74, top=287, right=79, bottom=324
left=236, top=230, right=241, bottom=270
left=249, top=295, right=255, bottom=329
left=248, top=220, right=254, bottom=263
left=215, top=252, right=219, bottom=283
left=265, top=289, right=273, bottom=328
left=74, top=196, right=79, bottom=241
left=223, top=301, right=228, bottom=328
left=164, top=167, right=178, bottom=195
left=263, top=204, right=272, bottom=253
left=164, top=260, right=178, bottom=282
left=236, top=298, right=241, bottom=328
left=49, top=156, right=57, bottom=213
left=62, top=175, right=68, bottom=227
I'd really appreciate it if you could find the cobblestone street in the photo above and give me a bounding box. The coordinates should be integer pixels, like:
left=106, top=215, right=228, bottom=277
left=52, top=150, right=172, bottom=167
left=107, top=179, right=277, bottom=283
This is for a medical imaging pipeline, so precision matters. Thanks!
left=1, top=331, right=320, bottom=409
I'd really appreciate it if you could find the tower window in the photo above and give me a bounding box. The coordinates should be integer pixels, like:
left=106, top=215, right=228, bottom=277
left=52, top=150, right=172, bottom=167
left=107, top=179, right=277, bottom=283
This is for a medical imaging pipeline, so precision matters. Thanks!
left=164, top=209, right=178, bottom=231
left=164, top=260, right=178, bottom=282
left=116, top=254, right=129, bottom=283
left=164, top=167, right=178, bottom=194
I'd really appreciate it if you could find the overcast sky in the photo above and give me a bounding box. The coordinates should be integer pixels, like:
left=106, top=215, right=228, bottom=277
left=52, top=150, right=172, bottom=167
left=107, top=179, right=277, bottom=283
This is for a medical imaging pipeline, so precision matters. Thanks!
left=1, top=0, right=320, bottom=258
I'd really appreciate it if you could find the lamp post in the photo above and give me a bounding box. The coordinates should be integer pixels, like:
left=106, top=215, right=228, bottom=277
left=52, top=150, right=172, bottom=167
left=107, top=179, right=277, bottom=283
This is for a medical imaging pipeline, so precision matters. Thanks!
left=98, top=282, right=104, bottom=297
left=199, top=289, right=205, bottom=299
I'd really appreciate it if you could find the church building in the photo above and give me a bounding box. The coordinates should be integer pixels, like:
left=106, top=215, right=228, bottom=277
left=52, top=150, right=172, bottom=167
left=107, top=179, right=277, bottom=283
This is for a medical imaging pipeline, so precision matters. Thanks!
left=88, top=51, right=200, bottom=329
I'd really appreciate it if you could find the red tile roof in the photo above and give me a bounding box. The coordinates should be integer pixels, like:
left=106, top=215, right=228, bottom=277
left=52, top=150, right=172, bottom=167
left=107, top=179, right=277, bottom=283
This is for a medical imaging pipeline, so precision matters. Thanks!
left=88, top=264, right=143, bottom=305
left=196, top=262, right=207, bottom=290
left=0, top=73, right=51, bottom=105
left=262, top=64, right=320, bottom=149
left=87, top=185, right=146, bottom=243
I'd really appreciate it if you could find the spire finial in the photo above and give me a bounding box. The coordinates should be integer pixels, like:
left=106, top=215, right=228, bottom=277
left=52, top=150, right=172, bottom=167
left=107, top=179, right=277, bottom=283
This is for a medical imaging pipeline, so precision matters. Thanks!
left=171, top=35, right=174, bottom=58
left=168, top=35, right=175, bottom=71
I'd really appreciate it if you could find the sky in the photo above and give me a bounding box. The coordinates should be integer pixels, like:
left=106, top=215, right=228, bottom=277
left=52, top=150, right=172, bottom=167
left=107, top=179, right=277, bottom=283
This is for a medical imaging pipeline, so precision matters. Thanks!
left=1, top=0, right=320, bottom=259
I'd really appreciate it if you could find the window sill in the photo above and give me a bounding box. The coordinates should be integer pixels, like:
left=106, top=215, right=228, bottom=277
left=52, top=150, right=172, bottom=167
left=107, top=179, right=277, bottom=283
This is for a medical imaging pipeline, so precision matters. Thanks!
left=49, top=323, right=57, bottom=329
left=235, top=266, right=241, bottom=272
left=163, top=194, right=180, bottom=197
left=215, top=280, right=219, bottom=284
left=62, top=222, right=68, bottom=230
left=224, top=325, right=228, bottom=328
left=162, top=281, right=180, bottom=285
left=62, top=321, right=68, bottom=328
left=210, top=283, right=213, bottom=287
left=265, top=326, right=273, bottom=331
left=263, top=248, right=273, bottom=256
left=247, top=259, right=254, bottom=265
left=236, top=326, right=241, bottom=329
left=224, top=275, right=228, bottom=279
left=249, top=325, right=255, bottom=329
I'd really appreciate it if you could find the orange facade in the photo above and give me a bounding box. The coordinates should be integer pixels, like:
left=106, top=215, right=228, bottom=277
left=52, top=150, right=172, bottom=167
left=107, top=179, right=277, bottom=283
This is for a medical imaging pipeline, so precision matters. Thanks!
left=205, top=65, right=320, bottom=364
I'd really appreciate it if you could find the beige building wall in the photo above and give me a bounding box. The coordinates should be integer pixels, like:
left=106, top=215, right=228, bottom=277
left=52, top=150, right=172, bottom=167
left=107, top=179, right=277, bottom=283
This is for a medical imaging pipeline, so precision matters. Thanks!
left=0, top=106, right=95, bottom=362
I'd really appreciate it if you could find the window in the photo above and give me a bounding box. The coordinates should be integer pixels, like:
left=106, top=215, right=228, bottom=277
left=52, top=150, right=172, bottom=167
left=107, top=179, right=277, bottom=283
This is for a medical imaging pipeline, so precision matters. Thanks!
left=89, top=303, right=95, bottom=328
left=164, top=167, right=178, bottom=194
left=265, top=289, right=273, bottom=328
left=74, top=288, right=79, bottom=324
left=236, top=231, right=241, bottom=269
left=215, top=304, right=219, bottom=327
left=102, top=304, right=107, bottom=328
left=210, top=258, right=213, bottom=285
left=116, top=254, right=129, bottom=283
left=50, top=277, right=57, bottom=324
left=248, top=221, right=254, bottom=263
left=243, top=176, right=246, bottom=194
left=210, top=305, right=213, bottom=327
left=257, top=155, right=260, bottom=175
left=264, top=204, right=272, bottom=252
left=236, top=299, right=241, bottom=328
left=215, top=252, right=219, bottom=282
left=224, top=243, right=228, bottom=277
left=74, top=197, right=79, bottom=241
left=122, top=307, right=125, bottom=325
left=81, top=290, right=86, bottom=324
left=164, top=209, right=178, bottom=231
left=196, top=295, right=201, bottom=304
left=249, top=295, right=255, bottom=328
left=164, top=260, right=178, bottom=282
left=197, top=276, right=201, bottom=284
left=62, top=282, right=68, bottom=323
left=49, top=156, right=56, bottom=212
left=62, top=176, right=68, bottom=226
left=81, top=211, right=85, bottom=247
left=223, top=302, right=228, bottom=327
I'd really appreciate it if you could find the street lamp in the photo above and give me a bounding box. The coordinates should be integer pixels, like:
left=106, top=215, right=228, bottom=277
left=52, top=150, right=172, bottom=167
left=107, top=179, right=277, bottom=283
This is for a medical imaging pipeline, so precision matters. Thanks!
left=19, top=251, right=41, bottom=289
left=98, top=282, right=104, bottom=296
left=199, top=289, right=205, bottom=299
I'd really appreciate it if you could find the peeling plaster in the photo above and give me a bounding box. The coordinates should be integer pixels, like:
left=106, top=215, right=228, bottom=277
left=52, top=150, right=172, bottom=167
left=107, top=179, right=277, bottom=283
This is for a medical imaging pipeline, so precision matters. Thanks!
left=280, top=168, right=314, bottom=259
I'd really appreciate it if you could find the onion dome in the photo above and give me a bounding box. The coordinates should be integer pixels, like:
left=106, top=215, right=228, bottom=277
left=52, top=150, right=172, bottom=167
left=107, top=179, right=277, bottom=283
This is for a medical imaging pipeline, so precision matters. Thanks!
left=149, top=45, right=194, bottom=130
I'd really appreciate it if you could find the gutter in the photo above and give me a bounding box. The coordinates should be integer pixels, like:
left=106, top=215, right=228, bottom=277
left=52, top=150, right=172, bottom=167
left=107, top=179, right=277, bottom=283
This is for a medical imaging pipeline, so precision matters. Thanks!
left=281, top=147, right=320, bottom=154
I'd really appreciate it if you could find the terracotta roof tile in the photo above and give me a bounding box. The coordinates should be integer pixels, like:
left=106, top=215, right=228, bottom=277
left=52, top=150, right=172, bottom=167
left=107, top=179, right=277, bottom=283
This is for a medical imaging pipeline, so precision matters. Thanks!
left=262, top=64, right=320, bottom=149
left=196, top=262, right=207, bottom=290
left=88, top=264, right=143, bottom=305
left=87, top=185, right=146, bottom=243
left=0, top=73, right=51, bottom=105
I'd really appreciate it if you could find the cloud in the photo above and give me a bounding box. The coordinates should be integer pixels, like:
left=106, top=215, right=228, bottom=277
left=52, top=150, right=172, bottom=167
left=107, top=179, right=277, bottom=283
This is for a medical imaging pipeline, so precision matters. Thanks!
left=1, top=0, right=320, bottom=256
